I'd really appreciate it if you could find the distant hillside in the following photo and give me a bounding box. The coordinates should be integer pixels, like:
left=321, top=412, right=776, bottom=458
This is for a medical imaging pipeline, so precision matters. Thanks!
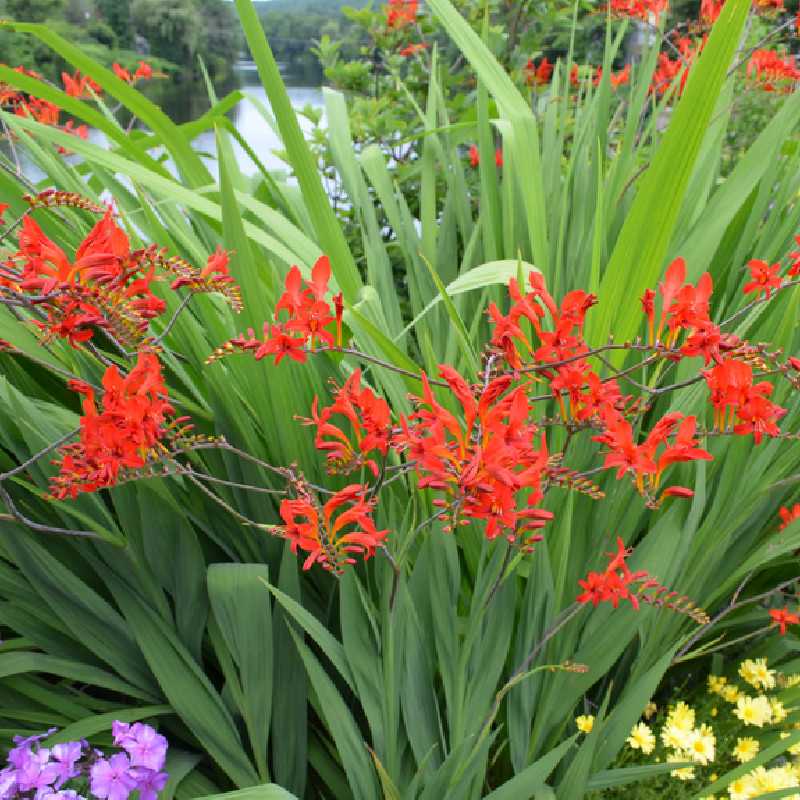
left=253, top=0, right=368, bottom=12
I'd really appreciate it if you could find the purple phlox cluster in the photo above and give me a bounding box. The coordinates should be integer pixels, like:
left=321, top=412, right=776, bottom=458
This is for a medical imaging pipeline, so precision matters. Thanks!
left=0, top=729, right=84, bottom=800
left=1, top=721, right=168, bottom=800
left=90, top=723, right=168, bottom=800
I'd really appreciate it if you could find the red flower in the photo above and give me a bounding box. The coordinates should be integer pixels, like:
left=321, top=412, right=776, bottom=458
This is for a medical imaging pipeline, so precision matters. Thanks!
left=524, top=57, right=553, bottom=87
left=577, top=538, right=651, bottom=610
left=134, top=61, right=153, bottom=81
left=700, top=0, right=724, bottom=23
left=0, top=203, right=8, bottom=226
left=385, top=0, right=417, bottom=29
left=495, top=148, right=503, bottom=168
left=594, top=410, right=710, bottom=502
left=778, top=503, right=800, bottom=531
left=769, top=607, right=800, bottom=635
left=789, top=235, right=800, bottom=277
left=608, top=0, right=668, bottom=21
left=394, top=366, right=551, bottom=545
left=62, top=71, right=101, bottom=98
left=399, top=42, right=427, bottom=57
left=112, top=63, right=133, bottom=83
left=704, top=359, right=786, bottom=443
left=302, top=369, right=391, bottom=476
left=746, top=50, right=800, bottom=92
left=50, top=353, right=174, bottom=499
left=254, top=324, right=307, bottom=365
left=278, top=484, right=388, bottom=572
left=743, top=259, right=782, bottom=299
left=680, top=321, right=723, bottom=365
left=468, top=144, right=480, bottom=168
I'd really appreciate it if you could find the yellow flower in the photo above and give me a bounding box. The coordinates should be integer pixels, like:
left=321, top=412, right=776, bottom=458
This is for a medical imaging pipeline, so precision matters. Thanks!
left=785, top=674, right=800, bottom=688
left=686, top=725, right=716, bottom=765
left=710, top=706, right=718, bottom=717
left=667, top=701, right=695, bottom=731
left=643, top=701, right=657, bottom=720
left=722, top=684, right=743, bottom=703
left=739, top=658, right=776, bottom=691
left=576, top=714, right=594, bottom=734
left=771, top=697, right=788, bottom=723
left=667, top=751, right=695, bottom=781
left=627, top=722, right=656, bottom=755
left=734, top=695, right=773, bottom=727
left=661, top=722, right=692, bottom=751
left=728, top=776, right=751, bottom=800
left=708, top=674, right=727, bottom=694
left=733, top=736, right=760, bottom=763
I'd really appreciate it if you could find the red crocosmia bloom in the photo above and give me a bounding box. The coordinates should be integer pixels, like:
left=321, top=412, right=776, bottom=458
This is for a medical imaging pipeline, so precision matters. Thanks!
left=394, top=366, right=551, bottom=545
left=468, top=144, right=480, bottom=168
left=700, top=0, right=724, bottom=23
left=285, top=300, right=335, bottom=349
left=307, top=254, right=331, bottom=301
left=271, top=255, right=337, bottom=348
left=385, top=0, right=417, bottom=28
left=610, top=64, right=631, bottom=88
left=746, top=49, right=800, bottom=92
left=704, top=358, right=785, bottom=443
left=112, top=63, right=133, bottom=83
left=680, top=321, right=723, bottom=365
left=200, top=245, right=230, bottom=279
left=495, top=148, right=503, bottom=168
left=302, top=369, right=391, bottom=476
left=134, top=61, right=153, bottom=81
left=50, top=352, right=174, bottom=499
left=789, top=235, right=800, bottom=277
left=577, top=538, right=708, bottom=622
left=666, top=272, right=712, bottom=334
left=594, top=410, right=710, bottom=503
left=399, top=42, right=427, bottom=57
left=779, top=504, right=800, bottom=530
left=743, top=259, right=782, bottom=299
left=593, top=409, right=657, bottom=487
left=660, top=486, right=694, bottom=499
left=657, top=257, right=686, bottom=335
left=569, top=64, right=580, bottom=87
left=641, top=288, right=656, bottom=342
left=524, top=57, right=553, bottom=87
left=254, top=323, right=307, bottom=365
left=734, top=388, right=786, bottom=444
left=7, top=208, right=173, bottom=347
left=769, top=607, right=800, bottom=635
left=278, top=483, right=388, bottom=572
left=274, top=265, right=306, bottom=318
left=0, top=203, right=9, bottom=226
left=333, top=292, right=344, bottom=345
left=653, top=415, right=711, bottom=474
left=62, top=71, right=101, bottom=98
left=486, top=302, right=528, bottom=369
left=577, top=538, right=651, bottom=610
left=608, top=0, right=668, bottom=21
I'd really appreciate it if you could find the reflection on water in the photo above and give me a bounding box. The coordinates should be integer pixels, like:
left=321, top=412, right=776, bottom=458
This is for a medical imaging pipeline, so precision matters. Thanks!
left=190, top=62, right=325, bottom=176
left=2, top=62, right=325, bottom=182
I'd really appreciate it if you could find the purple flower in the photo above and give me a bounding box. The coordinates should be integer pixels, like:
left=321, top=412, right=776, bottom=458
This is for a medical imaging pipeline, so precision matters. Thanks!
left=40, top=791, right=85, bottom=800
left=119, top=724, right=167, bottom=772
left=0, top=767, right=18, bottom=800
left=16, top=747, right=59, bottom=793
left=111, top=722, right=130, bottom=747
left=90, top=753, right=137, bottom=800
left=50, top=741, right=83, bottom=787
left=131, top=768, right=168, bottom=800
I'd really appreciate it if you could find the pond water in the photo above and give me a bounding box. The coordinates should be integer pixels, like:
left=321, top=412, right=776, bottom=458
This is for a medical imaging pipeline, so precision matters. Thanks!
left=3, top=62, right=325, bottom=181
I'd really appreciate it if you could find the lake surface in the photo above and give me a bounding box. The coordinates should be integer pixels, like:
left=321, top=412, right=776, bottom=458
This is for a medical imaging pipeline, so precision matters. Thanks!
left=3, top=62, right=325, bottom=181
